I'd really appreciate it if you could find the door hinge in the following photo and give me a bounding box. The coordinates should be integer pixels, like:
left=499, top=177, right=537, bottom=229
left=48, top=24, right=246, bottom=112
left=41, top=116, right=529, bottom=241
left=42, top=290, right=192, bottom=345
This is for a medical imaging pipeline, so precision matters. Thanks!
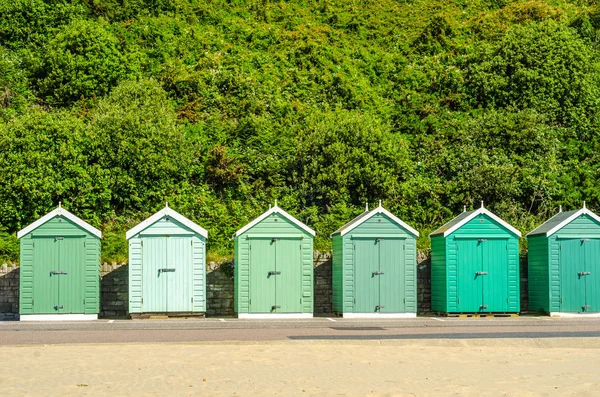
left=300, top=298, right=302, bottom=304
left=249, top=299, right=252, bottom=304
left=403, top=297, right=406, bottom=304
left=141, top=297, right=143, bottom=304
left=83, top=299, right=86, bottom=305
left=354, top=298, right=356, bottom=304
left=191, top=297, right=194, bottom=303
left=84, top=241, right=86, bottom=247
left=458, top=298, right=460, bottom=304
left=32, top=299, right=34, bottom=306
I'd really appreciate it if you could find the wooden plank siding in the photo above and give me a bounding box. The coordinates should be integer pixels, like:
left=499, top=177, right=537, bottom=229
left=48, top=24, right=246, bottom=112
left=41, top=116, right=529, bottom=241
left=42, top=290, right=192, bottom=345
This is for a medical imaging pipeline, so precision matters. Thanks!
left=527, top=235, right=549, bottom=312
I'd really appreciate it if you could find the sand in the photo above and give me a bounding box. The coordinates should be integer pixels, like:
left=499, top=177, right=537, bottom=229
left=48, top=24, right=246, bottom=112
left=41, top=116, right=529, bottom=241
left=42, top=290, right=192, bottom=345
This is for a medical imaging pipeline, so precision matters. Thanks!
left=1, top=339, right=600, bottom=396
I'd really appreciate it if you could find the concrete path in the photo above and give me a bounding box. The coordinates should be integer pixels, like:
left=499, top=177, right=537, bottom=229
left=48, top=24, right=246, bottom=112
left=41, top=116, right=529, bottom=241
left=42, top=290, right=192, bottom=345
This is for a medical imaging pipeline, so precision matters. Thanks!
left=1, top=316, right=600, bottom=345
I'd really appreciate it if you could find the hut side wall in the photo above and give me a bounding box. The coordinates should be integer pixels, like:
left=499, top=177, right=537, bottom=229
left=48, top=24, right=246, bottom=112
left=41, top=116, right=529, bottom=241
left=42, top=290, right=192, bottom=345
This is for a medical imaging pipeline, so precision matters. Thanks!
left=331, top=234, right=343, bottom=313
left=527, top=235, right=549, bottom=312
left=430, top=235, right=447, bottom=312
left=235, top=212, right=313, bottom=314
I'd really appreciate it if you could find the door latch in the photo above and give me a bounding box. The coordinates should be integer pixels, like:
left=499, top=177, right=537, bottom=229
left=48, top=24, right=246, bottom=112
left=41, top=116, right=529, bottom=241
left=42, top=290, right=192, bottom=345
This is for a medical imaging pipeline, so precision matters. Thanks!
left=475, top=271, right=488, bottom=276
left=478, top=238, right=487, bottom=243
left=581, top=239, right=590, bottom=243
left=50, top=271, right=68, bottom=275
left=583, top=305, right=592, bottom=311
left=268, top=271, right=281, bottom=276
left=480, top=304, right=488, bottom=310
left=54, top=305, right=64, bottom=310
left=271, top=238, right=280, bottom=242
left=578, top=271, right=591, bottom=277
left=271, top=305, right=281, bottom=310
left=372, top=271, right=384, bottom=276
left=375, top=305, right=385, bottom=311
left=158, top=268, right=176, bottom=273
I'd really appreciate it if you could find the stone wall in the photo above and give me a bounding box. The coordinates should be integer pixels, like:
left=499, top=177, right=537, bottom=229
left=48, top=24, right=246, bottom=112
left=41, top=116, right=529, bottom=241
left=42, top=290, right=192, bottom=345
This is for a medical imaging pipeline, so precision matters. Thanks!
left=206, top=262, right=235, bottom=317
left=417, top=251, right=431, bottom=313
left=0, top=264, right=19, bottom=319
left=100, top=263, right=129, bottom=318
left=314, top=252, right=332, bottom=315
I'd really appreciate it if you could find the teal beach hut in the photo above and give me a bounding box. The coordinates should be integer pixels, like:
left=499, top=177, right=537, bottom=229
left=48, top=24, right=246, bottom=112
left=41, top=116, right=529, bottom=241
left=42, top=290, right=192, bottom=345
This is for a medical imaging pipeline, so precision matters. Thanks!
left=430, top=203, right=521, bottom=314
left=528, top=203, right=600, bottom=316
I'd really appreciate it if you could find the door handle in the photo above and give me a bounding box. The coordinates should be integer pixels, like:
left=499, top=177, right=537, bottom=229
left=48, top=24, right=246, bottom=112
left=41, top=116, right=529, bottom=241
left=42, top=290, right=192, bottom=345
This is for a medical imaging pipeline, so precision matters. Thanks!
left=268, top=271, right=281, bottom=276
left=54, top=305, right=64, bottom=310
left=271, top=305, right=281, bottom=310
left=582, top=305, right=592, bottom=311
left=375, top=305, right=385, bottom=311
left=578, top=271, right=591, bottom=277
left=50, top=271, right=68, bottom=275
left=476, top=271, right=488, bottom=276
left=372, top=271, right=384, bottom=276
left=158, top=268, right=176, bottom=273
left=480, top=304, right=488, bottom=310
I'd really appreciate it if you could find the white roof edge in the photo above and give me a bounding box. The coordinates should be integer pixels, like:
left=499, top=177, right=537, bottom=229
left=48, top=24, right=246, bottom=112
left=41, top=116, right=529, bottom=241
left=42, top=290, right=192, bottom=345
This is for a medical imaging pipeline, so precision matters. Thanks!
left=442, top=208, right=522, bottom=237
left=339, top=207, right=419, bottom=237
left=126, top=207, right=208, bottom=240
left=235, top=206, right=316, bottom=237
left=17, top=207, right=102, bottom=239
left=544, top=208, right=600, bottom=237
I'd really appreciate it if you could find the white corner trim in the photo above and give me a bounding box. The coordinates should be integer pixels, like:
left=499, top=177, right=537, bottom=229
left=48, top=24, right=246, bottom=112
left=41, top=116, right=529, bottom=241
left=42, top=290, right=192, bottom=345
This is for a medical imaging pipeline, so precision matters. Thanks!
left=339, top=207, right=419, bottom=237
left=20, top=314, right=99, bottom=321
left=238, top=313, right=313, bottom=319
left=234, top=206, right=316, bottom=237
left=442, top=208, right=521, bottom=237
left=549, top=312, right=600, bottom=318
left=17, top=207, right=102, bottom=239
left=342, top=313, right=417, bottom=319
left=126, top=206, right=208, bottom=240
left=544, top=208, right=600, bottom=237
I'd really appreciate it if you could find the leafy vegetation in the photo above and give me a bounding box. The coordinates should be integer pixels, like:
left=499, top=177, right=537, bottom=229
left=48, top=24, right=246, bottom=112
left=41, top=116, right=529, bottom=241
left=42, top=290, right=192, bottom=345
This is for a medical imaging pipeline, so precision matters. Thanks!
left=2, top=0, right=600, bottom=262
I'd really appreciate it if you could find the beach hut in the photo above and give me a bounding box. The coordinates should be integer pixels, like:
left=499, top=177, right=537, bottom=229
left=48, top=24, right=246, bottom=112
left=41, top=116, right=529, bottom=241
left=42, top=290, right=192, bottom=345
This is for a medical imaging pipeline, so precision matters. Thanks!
left=331, top=202, right=419, bottom=318
left=430, top=203, right=521, bottom=314
left=528, top=203, right=600, bottom=315
left=126, top=204, right=207, bottom=316
left=18, top=204, right=101, bottom=321
left=234, top=202, right=315, bottom=318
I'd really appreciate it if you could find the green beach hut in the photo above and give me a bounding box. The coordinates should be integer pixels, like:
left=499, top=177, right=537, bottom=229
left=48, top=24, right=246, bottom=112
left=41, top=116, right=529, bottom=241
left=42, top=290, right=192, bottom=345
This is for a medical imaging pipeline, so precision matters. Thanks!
left=430, top=203, right=521, bottom=314
left=528, top=203, right=600, bottom=316
left=331, top=202, right=419, bottom=318
left=18, top=204, right=102, bottom=321
left=234, top=202, right=315, bottom=318
left=126, top=204, right=207, bottom=317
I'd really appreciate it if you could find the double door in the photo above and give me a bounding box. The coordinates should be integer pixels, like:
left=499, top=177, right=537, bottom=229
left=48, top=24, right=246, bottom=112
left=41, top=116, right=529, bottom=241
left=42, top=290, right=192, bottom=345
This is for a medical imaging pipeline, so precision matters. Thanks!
left=142, top=236, right=194, bottom=312
left=456, top=238, right=508, bottom=313
left=249, top=237, right=303, bottom=313
left=32, top=236, right=86, bottom=314
left=354, top=237, right=406, bottom=313
left=560, top=238, right=600, bottom=312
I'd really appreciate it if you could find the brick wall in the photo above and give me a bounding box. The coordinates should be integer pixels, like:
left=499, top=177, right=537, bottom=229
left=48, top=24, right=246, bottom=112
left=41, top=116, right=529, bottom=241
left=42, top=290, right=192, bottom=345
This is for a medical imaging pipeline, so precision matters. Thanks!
left=0, top=264, right=19, bottom=319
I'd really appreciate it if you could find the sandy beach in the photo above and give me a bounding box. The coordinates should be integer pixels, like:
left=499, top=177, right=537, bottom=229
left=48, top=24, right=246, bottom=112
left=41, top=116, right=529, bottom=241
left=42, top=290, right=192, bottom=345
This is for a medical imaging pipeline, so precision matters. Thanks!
left=2, top=339, right=599, bottom=396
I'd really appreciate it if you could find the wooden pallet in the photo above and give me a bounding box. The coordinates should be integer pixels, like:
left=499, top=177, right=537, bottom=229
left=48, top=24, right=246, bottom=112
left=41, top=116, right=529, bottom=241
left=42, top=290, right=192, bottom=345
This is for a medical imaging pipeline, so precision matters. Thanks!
left=130, top=312, right=206, bottom=320
left=444, top=313, right=519, bottom=318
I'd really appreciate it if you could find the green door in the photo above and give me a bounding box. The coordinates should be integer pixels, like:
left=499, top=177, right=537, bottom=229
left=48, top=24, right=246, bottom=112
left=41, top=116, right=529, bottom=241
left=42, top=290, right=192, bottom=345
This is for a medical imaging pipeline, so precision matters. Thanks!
left=456, top=239, right=483, bottom=312
left=560, top=239, right=586, bottom=312
left=586, top=239, right=600, bottom=312
left=353, top=238, right=380, bottom=313
left=142, top=237, right=168, bottom=312
left=249, top=238, right=276, bottom=313
left=59, top=236, right=86, bottom=314
left=32, top=237, right=59, bottom=314
left=166, top=237, right=194, bottom=312
left=276, top=238, right=303, bottom=313
left=379, top=238, right=406, bottom=313
left=482, top=239, right=508, bottom=313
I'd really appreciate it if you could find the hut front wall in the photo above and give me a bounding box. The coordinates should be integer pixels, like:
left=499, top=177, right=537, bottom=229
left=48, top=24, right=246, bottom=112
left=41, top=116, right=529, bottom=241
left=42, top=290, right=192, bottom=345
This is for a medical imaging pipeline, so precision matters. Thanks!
left=235, top=212, right=313, bottom=314
left=445, top=214, right=520, bottom=313
left=338, top=214, right=417, bottom=314
left=20, top=216, right=100, bottom=315
left=128, top=216, right=206, bottom=314
left=527, top=235, right=550, bottom=312
left=548, top=214, right=600, bottom=312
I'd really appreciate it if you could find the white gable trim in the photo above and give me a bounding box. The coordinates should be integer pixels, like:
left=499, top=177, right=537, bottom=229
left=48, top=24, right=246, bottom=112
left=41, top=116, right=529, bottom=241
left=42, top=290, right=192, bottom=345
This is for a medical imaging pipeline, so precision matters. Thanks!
left=235, top=206, right=316, bottom=237
left=338, top=207, right=419, bottom=237
left=543, top=208, right=600, bottom=237
left=126, top=206, right=208, bottom=240
left=441, top=208, right=521, bottom=237
left=17, top=207, right=102, bottom=239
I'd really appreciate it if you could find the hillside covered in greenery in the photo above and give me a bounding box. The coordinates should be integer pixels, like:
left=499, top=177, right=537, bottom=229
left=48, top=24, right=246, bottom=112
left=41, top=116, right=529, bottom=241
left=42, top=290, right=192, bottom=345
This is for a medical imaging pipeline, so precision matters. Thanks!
left=2, top=0, right=600, bottom=262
